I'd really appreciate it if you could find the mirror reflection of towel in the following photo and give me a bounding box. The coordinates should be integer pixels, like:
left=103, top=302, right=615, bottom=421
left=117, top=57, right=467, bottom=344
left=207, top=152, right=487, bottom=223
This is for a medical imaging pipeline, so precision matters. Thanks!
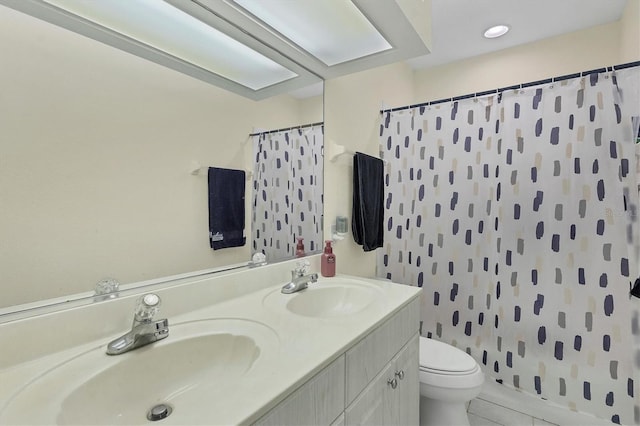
left=352, top=152, right=384, bottom=251
left=208, top=167, right=246, bottom=250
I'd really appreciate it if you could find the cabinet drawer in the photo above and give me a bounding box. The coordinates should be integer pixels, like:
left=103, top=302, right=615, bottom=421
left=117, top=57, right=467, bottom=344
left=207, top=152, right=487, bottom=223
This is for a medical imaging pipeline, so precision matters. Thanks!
left=345, top=297, right=420, bottom=404
left=254, top=355, right=345, bottom=426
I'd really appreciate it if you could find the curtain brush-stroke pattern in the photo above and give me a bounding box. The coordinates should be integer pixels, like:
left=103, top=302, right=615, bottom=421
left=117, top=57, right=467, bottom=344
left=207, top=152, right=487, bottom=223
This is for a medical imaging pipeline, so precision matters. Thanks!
left=252, top=126, right=323, bottom=262
left=378, top=68, right=640, bottom=424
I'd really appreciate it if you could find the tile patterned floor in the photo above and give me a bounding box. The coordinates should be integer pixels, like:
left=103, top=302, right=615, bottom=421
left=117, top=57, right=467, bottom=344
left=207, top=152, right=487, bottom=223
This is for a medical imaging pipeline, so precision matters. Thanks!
left=467, top=398, right=558, bottom=426
left=467, top=380, right=614, bottom=426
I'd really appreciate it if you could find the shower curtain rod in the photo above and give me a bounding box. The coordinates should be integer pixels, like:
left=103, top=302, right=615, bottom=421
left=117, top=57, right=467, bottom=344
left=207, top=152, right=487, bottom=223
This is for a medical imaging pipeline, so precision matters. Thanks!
left=249, top=121, right=323, bottom=137
left=380, top=60, right=640, bottom=114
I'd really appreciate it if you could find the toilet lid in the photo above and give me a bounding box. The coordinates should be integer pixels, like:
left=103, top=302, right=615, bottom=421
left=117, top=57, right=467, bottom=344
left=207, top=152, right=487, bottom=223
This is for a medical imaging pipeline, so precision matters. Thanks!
left=419, top=337, right=478, bottom=374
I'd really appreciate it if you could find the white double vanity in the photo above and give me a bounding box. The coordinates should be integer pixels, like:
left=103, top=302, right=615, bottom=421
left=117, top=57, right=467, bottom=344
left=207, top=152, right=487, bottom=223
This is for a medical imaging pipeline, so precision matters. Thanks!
left=0, top=256, right=421, bottom=425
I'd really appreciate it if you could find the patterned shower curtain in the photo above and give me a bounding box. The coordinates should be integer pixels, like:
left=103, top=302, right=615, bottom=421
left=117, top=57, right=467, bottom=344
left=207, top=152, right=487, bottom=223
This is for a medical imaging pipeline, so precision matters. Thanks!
left=378, top=68, right=640, bottom=424
left=251, top=125, right=323, bottom=262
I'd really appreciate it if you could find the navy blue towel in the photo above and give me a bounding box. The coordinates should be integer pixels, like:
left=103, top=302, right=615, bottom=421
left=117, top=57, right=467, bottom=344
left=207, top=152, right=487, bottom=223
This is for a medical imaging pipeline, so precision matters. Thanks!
left=352, top=152, right=384, bottom=251
left=208, top=167, right=246, bottom=250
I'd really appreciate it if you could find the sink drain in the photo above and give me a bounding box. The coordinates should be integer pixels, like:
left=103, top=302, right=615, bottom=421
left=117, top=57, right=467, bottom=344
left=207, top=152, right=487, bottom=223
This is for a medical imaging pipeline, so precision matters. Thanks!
left=147, top=404, right=172, bottom=421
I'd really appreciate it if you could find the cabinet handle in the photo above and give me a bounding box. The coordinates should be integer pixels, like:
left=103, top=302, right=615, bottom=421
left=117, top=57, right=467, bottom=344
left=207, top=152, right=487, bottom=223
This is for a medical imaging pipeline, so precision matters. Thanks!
left=387, top=377, right=398, bottom=389
left=395, top=370, right=405, bottom=380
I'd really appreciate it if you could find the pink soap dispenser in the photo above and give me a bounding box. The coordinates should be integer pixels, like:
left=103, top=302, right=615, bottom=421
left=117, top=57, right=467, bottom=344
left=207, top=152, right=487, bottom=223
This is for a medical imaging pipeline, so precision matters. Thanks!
left=295, top=237, right=305, bottom=257
left=321, top=240, right=336, bottom=277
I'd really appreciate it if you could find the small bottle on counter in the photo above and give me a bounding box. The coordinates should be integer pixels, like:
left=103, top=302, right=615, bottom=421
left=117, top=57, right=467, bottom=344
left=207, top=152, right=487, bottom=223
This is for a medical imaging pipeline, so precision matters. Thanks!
left=321, top=240, right=336, bottom=277
left=295, top=237, right=305, bottom=257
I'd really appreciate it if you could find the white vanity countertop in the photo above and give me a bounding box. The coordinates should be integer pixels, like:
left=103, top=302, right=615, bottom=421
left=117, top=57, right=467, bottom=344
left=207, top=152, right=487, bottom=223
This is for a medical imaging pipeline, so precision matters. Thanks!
left=0, top=261, right=421, bottom=425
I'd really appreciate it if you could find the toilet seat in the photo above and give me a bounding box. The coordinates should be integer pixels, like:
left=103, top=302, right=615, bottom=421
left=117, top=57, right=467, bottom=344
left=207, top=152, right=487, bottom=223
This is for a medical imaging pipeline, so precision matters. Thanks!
left=419, top=337, right=477, bottom=374
left=420, top=364, right=479, bottom=376
left=419, top=337, right=484, bottom=390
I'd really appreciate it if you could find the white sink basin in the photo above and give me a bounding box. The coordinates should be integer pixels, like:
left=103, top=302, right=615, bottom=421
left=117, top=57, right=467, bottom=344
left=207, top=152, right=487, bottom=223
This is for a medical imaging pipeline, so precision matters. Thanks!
left=263, top=279, right=385, bottom=318
left=0, top=319, right=279, bottom=425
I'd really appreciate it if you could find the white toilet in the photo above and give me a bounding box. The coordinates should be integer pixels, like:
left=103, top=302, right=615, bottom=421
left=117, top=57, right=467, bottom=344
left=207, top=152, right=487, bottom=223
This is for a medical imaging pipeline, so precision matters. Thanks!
left=419, top=337, right=485, bottom=426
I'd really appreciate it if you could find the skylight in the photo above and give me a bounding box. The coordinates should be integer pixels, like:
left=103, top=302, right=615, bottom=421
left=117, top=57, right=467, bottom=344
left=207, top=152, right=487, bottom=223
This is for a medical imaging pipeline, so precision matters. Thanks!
left=231, top=0, right=393, bottom=66
left=42, top=0, right=298, bottom=90
left=3, top=0, right=429, bottom=99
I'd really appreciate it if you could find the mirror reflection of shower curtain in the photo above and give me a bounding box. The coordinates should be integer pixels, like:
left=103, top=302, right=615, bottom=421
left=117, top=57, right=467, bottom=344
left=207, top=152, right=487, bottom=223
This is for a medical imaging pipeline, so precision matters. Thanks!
left=378, top=67, right=640, bottom=424
left=251, top=125, right=323, bottom=262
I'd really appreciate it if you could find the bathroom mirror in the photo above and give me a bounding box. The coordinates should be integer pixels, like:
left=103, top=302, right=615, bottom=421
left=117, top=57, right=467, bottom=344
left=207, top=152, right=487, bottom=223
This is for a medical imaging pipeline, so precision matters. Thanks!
left=0, top=4, right=323, bottom=313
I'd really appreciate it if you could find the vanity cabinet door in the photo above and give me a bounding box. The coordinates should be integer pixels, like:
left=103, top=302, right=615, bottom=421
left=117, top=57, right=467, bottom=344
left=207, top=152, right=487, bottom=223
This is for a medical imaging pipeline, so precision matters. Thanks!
left=253, top=356, right=345, bottom=426
left=345, top=335, right=419, bottom=426
left=344, top=361, right=396, bottom=425
left=345, top=298, right=420, bottom=405
left=393, top=335, right=419, bottom=426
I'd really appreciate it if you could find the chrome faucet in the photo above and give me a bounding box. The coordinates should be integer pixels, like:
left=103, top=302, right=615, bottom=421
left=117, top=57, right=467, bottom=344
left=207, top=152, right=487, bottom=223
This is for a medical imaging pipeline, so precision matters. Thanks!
left=106, top=293, right=169, bottom=355
left=281, top=261, right=318, bottom=294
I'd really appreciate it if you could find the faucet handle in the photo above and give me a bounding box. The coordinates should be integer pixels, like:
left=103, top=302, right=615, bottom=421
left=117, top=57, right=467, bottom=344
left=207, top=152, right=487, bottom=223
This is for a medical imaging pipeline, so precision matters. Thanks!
left=94, top=277, right=120, bottom=301
left=134, top=293, right=161, bottom=321
left=294, top=260, right=310, bottom=276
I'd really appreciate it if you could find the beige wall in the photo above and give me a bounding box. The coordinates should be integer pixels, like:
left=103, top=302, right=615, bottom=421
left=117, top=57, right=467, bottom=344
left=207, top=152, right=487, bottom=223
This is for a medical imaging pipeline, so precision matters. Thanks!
left=298, top=95, right=325, bottom=125
left=324, top=11, right=637, bottom=279
left=0, top=4, right=321, bottom=307
left=324, top=62, right=414, bottom=278
left=620, top=0, right=640, bottom=63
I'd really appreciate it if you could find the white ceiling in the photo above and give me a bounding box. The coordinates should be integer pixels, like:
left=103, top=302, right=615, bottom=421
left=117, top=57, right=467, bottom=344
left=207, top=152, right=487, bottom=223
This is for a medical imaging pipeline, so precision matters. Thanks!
left=407, top=0, right=629, bottom=70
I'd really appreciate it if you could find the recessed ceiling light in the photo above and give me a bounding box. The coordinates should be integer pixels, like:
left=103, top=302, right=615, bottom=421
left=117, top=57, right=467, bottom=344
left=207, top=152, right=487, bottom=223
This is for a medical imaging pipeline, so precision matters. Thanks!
left=484, top=25, right=509, bottom=39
